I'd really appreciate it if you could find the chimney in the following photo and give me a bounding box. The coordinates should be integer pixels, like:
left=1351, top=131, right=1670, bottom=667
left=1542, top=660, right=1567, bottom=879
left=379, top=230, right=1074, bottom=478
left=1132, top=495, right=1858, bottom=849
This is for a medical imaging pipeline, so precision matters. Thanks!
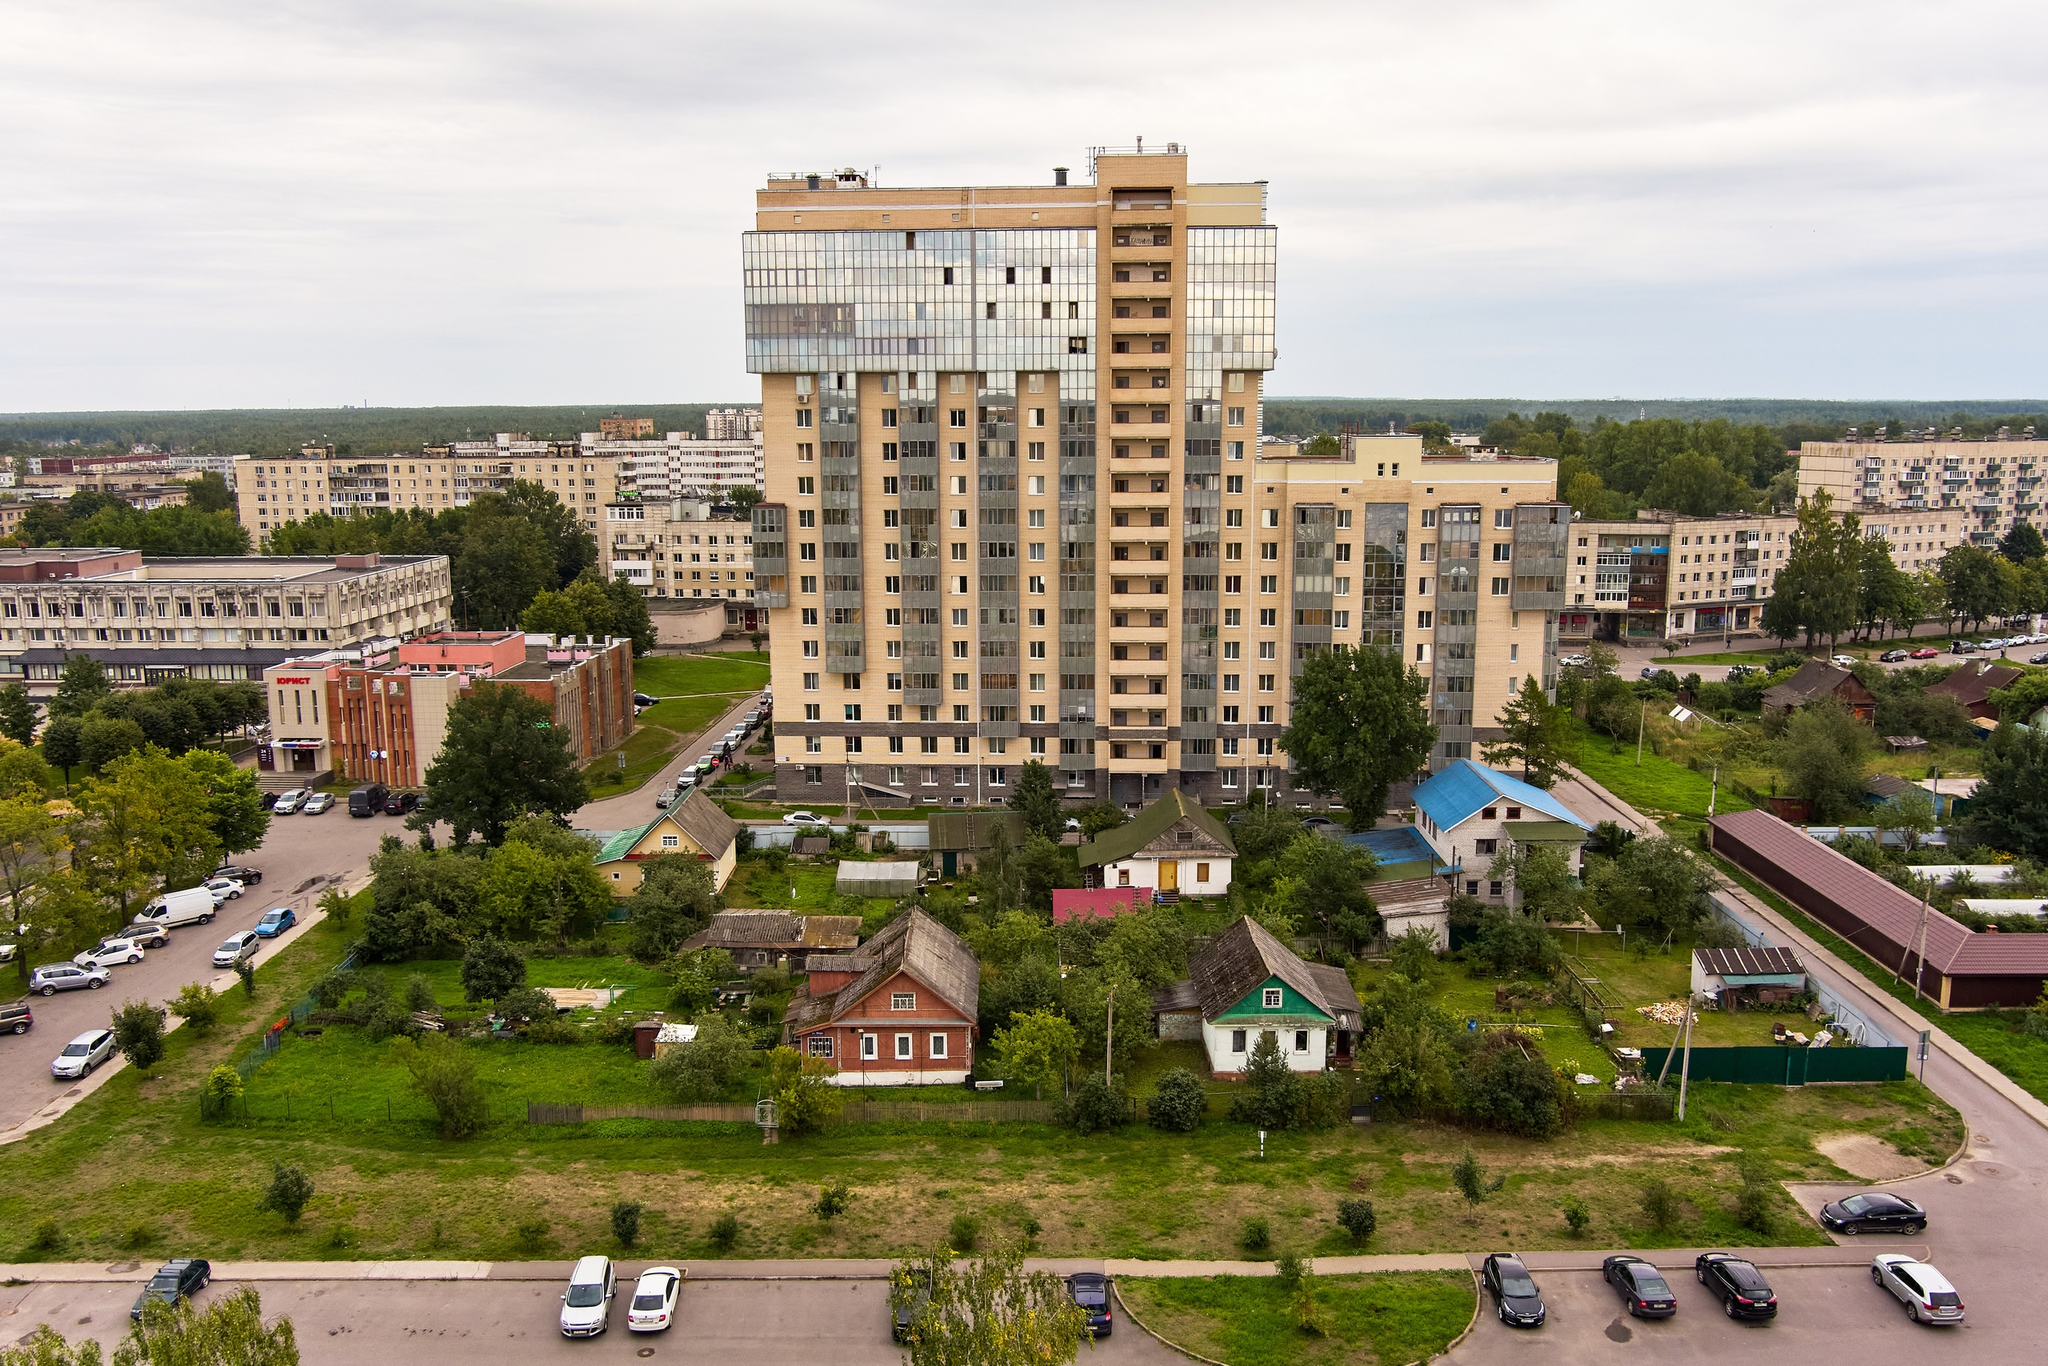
left=1054, top=166, right=1068, bottom=187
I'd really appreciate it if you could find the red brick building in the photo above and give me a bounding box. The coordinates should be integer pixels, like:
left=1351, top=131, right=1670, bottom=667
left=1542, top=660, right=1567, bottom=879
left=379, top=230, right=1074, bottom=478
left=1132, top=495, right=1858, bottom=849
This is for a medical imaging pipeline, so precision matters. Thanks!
left=781, top=910, right=979, bottom=1087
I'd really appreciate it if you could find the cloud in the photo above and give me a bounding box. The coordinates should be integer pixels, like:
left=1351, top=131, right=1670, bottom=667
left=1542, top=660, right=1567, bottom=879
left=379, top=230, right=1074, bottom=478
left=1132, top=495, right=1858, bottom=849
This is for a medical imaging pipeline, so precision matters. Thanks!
left=1, top=0, right=2045, bottom=409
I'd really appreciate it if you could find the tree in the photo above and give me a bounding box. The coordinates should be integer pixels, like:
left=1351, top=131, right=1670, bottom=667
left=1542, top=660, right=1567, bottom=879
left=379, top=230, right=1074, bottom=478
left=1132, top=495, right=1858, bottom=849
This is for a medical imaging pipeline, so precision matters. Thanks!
left=1939, top=543, right=2010, bottom=632
left=1145, top=1066, right=1207, bottom=1132
left=1778, top=698, right=1871, bottom=821
left=460, top=935, right=526, bottom=1002
left=171, top=983, right=223, bottom=1033
left=1451, top=1148, right=1503, bottom=1204
left=1875, top=788, right=1938, bottom=853
left=728, top=485, right=764, bottom=514
left=768, top=1044, right=843, bottom=1134
left=255, top=1163, right=315, bottom=1224
left=417, top=682, right=589, bottom=846
left=1274, top=835, right=1380, bottom=956
left=1480, top=678, right=1573, bottom=789
left=475, top=822, right=612, bottom=944
left=49, top=655, right=112, bottom=719
left=1585, top=835, right=1714, bottom=938
left=626, top=852, right=720, bottom=960
left=1964, top=725, right=2048, bottom=860
left=505, top=480, right=598, bottom=589
left=181, top=749, right=271, bottom=856
left=1354, top=1018, right=1456, bottom=1116
left=602, top=573, right=657, bottom=656
left=1227, top=1030, right=1306, bottom=1129
left=2000, top=520, right=2047, bottom=564
left=116, top=1284, right=298, bottom=1366
left=111, top=999, right=166, bottom=1073
left=648, top=1013, right=754, bottom=1101
left=8, top=872, right=103, bottom=984
left=1767, top=490, right=1862, bottom=648
left=389, top=1034, right=489, bottom=1139
left=0, top=742, right=49, bottom=800
left=1279, top=644, right=1437, bottom=830
left=991, top=1009, right=1079, bottom=1101
left=78, top=715, right=146, bottom=775
left=181, top=471, right=236, bottom=514
left=1011, top=760, right=1062, bottom=842
left=39, top=715, right=82, bottom=787
left=890, top=1242, right=1089, bottom=1366
left=666, top=945, right=738, bottom=1011
left=611, top=1200, right=643, bottom=1248
left=1487, top=842, right=1579, bottom=920
left=0, top=683, right=37, bottom=746
left=1857, top=537, right=1920, bottom=640
left=1336, top=1198, right=1377, bottom=1246
left=1455, top=1032, right=1564, bottom=1138
left=0, top=797, right=67, bottom=974
left=1469, top=905, right=1562, bottom=976
left=73, top=747, right=223, bottom=926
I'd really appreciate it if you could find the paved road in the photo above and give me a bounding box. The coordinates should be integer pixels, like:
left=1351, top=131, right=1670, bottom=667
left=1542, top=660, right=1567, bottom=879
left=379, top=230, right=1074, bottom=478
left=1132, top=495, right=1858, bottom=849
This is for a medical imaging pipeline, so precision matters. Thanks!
left=0, top=1274, right=1181, bottom=1365
left=578, top=692, right=764, bottom=832
left=0, top=804, right=397, bottom=1139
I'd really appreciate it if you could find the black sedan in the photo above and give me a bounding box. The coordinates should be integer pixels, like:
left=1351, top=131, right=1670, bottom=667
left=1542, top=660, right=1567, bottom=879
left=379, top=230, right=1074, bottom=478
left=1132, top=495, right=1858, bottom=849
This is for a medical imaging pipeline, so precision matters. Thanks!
left=1481, top=1253, right=1545, bottom=1327
left=634, top=692, right=659, bottom=708
left=1879, top=649, right=1910, bottom=663
left=1603, top=1256, right=1677, bottom=1318
left=1696, top=1253, right=1777, bottom=1319
left=132, top=1258, right=209, bottom=1320
left=1066, top=1272, right=1112, bottom=1337
left=1820, top=1191, right=1926, bottom=1235
left=212, top=864, right=262, bottom=885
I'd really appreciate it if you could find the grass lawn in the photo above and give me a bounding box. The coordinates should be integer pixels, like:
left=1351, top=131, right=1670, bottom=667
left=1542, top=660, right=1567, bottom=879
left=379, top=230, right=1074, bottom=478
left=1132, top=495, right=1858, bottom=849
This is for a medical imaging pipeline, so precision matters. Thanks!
left=584, top=721, right=682, bottom=794
left=1119, top=1271, right=1474, bottom=1366
left=633, top=653, right=770, bottom=697
left=1649, top=651, right=1783, bottom=668
left=724, top=860, right=895, bottom=917
left=1570, top=723, right=1750, bottom=828
left=639, top=694, right=750, bottom=743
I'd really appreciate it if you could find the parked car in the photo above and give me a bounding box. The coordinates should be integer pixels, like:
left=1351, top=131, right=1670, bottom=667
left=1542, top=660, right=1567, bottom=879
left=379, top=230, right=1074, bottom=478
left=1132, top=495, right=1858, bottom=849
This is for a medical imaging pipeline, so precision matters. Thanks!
left=1727, top=664, right=1761, bottom=680
left=1066, top=1272, right=1112, bottom=1337
left=1300, top=815, right=1339, bottom=831
left=655, top=786, right=679, bottom=809
left=1603, top=1256, right=1677, bottom=1318
left=1950, top=641, right=1978, bottom=654
left=383, top=791, right=420, bottom=815
left=30, top=963, right=108, bottom=996
left=1, top=999, right=32, bottom=1035
left=73, top=938, right=146, bottom=970
left=625, top=1265, right=683, bottom=1333
left=1696, top=1253, right=1777, bottom=1319
left=633, top=692, right=659, bottom=708
left=201, top=878, right=244, bottom=902
left=51, top=1027, right=115, bottom=1080
left=893, top=1267, right=932, bottom=1342
left=212, top=931, right=261, bottom=968
left=260, top=791, right=282, bottom=811
left=743, top=709, right=762, bottom=727
left=1872, top=1255, right=1963, bottom=1325
left=2031, top=652, right=2048, bottom=666
left=1832, top=654, right=1858, bottom=666
left=348, top=783, right=390, bottom=817
left=1481, top=1253, right=1546, bottom=1328
left=272, top=789, right=308, bottom=814
left=131, top=887, right=216, bottom=931
left=125, top=923, right=170, bottom=949
left=784, top=811, right=831, bottom=828
left=212, top=865, right=262, bottom=886
left=1819, top=1190, right=1926, bottom=1235
left=301, top=792, right=335, bottom=814
left=694, top=755, right=716, bottom=776
left=1879, top=649, right=1909, bottom=663
left=1910, top=647, right=1940, bottom=659
left=253, top=908, right=296, bottom=938
left=131, top=1259, right=210, bottom=1321
left=1559, top=653, right=1590, bottom=667
left=559, top=1255, right=616, bottom=1337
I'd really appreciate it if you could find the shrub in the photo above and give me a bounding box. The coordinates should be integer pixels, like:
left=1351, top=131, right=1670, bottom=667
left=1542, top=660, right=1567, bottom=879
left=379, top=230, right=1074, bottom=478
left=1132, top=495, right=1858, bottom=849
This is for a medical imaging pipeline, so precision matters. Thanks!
left=514, top=1220, right=549, bottom=1253
left=770, top=1045, right=844, bottom=1134
left=1274, top=1249, right=1307, bottom=1292
left=389, top=1035, right=489, bottom=1140
left=29, top=1218, right=63, bottom=1253
left=611, top=1201, right=643, bottom=1248
left=1062, top=1073, right=1128, bottom=1135
left=201, top=1062, right=243, bottom=1117
left=1733, top=1151, right=1774, bottom=1233
left=363, top=999, right=420, bottom=1043
left=1335, top=1198, right=1376, bottom=1246
left=1561, top=1195, right=1590, bottom=1237
left=523, top=1015, right=583, bottom=1045
left=1640, top=1178, right=1678, bottom=1231
left=498, top=986, right=558, bottom=1025
left=404, top=974, right=438, bottom=1014
left=1455, top=1033, right=1565, bottom=1139
left=1450, top=1148, right=1502, bottom=1205
left=947, top=1213, right=980, bottom=1252
left=1227, top=1032, right=1305, bottom=1129
left=1240, top=1217, right=1271, bottom=1253
left=312, top=967, right=355, bottom=1010
left=170, top=983, right=222, bottom=1034
left=234, top=960, right=255, bottom=997
left=649, top=1015, right=754, bottom=1101
left=709, top=1213, right=741, bottom=1252
left=813, top=1184, right=851, bottom=1221
left=1145, top=1066, right=1208, bottom=1132
left=256, top=1163, right=315, bottom=1224
left=111, top=999, right=166, bottom=1073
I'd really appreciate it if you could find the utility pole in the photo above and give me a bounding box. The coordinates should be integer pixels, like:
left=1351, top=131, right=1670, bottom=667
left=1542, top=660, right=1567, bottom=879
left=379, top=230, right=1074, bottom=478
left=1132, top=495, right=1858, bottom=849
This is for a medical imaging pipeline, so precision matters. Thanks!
left=1105, top=987, right=1115, bottom=1086
left=1708, top=764, right=1718, bottom=819
left=1676, top=993, right=1697, bottom=1123
left=1636, top=699, right=1648, bottom=767
left=1910, top=894, right=1933, bottom=1003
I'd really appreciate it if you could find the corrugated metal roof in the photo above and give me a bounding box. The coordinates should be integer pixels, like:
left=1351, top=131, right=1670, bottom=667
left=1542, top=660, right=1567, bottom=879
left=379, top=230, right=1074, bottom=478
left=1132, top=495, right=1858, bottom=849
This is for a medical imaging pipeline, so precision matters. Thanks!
left=1414, top=760, right=1589, bottom=833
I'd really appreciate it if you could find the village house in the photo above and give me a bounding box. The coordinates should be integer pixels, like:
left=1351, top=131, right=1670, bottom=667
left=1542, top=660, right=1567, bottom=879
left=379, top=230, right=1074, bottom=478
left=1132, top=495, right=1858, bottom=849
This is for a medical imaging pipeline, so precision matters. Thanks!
left=927, top=811, right=1026, bottom=879
left=1411, top=760, right=1593, bottom=903
left=1078, top=789, right=1235, bottom=899
left=780, top=909, right=979, bottom=1086
left=589, top=788, right=742, bottom=894
left=1761, top=661, right=1876, bottom=721
left=1153, top=917, right=1361, bottom=1078
left=1923, top=660, right=2023, bottom=723
left=676, top=911, right=861, bottom=971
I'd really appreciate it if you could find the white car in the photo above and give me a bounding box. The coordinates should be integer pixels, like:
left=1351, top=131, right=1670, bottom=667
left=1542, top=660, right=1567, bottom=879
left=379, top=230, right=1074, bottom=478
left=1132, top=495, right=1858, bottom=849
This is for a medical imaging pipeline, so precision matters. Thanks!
left=784, top=811, right=830, bottom=828
left=272, top=789, right=308, bottom=814
left=212, top=931, right=260, bottom=968
left=1832, top=655, right=1857, bottom=667
left=202, top=878, right=244, bottom=902
left=559, top=1255, right=615, bottom=1337
left=1872, top=1255, right=1963, bottom=1325
left=625, top=1266, right=683, bottom=1332
left=73, top=938, right=146, bottom=970
left=51, top=1028, right=115, bottom=1080
left=301, top=793, right=335, bottom=814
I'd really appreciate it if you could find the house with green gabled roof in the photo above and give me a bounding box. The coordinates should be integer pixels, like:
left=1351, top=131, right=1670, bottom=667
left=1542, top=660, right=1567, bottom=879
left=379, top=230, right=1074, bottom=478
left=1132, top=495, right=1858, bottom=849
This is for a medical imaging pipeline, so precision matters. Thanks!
left=1153, top=916, right=1362, bottom=1077
left=589, top=788, right=741, bottom=896
left=1077, top=789, right=1234, bottom=899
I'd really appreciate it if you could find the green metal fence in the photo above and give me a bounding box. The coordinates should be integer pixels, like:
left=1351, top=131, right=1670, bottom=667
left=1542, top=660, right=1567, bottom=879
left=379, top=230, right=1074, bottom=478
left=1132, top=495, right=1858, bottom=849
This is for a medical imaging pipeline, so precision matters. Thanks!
left=1640, top=1045, right=1907, bottom=1085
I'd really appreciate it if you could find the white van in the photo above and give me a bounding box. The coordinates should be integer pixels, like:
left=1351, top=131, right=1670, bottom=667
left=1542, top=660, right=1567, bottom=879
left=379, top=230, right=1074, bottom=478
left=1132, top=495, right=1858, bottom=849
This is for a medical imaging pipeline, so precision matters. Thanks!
left=130, top=886, right=218, bottom=932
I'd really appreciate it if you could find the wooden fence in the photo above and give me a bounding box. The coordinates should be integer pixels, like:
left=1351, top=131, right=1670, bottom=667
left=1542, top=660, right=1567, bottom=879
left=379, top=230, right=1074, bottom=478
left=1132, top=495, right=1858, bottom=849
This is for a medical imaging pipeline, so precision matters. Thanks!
left=528, top=1099, right=1060, bottom=1126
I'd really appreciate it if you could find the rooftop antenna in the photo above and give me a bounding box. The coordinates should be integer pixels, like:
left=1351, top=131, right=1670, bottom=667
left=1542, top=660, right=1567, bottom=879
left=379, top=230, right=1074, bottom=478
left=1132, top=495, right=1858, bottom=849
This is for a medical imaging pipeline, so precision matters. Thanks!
left=1136, top=134, right=1143, bottom=152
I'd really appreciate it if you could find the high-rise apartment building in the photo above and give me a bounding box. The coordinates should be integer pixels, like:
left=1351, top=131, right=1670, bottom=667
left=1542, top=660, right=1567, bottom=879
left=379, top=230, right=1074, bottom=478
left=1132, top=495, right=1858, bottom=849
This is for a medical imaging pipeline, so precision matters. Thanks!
left=585, top=430, right=765, bottom=502
left=1558, top=510, right=1799, bottom=646
left=237, top=436, right=629, bottom=542
left=703, top=408, right=764, bottom=441
left=744, top=152, right=1566, bottom=809
left=1799, top=429, right=2045, bottom=570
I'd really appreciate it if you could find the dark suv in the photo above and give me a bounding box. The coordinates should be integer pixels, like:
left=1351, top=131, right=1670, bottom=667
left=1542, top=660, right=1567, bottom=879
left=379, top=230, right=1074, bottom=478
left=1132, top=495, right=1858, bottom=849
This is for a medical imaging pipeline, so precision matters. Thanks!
left=1696, top=1253, right=1777, bottom=1319
left=1066, top=1272, right=1112, bottom=1337
left=1, top=999, right=30, bottom=1036
left=131, top=1259, right=210, bottom=1320
left=384, top=791, right=420, bottom=815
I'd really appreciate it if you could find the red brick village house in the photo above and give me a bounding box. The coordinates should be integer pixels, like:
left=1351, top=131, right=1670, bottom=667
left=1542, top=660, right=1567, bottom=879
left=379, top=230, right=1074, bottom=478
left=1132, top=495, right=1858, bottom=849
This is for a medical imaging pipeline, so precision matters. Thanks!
left=781, top=909, right=979, bottom=1086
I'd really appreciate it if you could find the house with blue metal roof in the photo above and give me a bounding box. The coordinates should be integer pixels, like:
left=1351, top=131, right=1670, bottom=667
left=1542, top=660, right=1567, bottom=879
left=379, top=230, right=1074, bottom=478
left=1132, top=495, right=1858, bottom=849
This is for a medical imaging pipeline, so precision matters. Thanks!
left=1410, top=760, right=1593, bottom=904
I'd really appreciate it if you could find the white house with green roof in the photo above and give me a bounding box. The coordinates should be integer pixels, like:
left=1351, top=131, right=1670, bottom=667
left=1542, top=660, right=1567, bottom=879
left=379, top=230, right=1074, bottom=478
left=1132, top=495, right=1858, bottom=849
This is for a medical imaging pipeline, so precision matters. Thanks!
left=1156, top=916, right=1363, bottom=1077
left=1078, top=789, right=1235, bottom=898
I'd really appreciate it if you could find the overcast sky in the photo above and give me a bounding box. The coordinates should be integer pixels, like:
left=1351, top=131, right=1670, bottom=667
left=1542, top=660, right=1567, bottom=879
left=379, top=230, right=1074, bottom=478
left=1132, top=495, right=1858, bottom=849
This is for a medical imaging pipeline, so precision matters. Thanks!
left=4, top=0, right=2045, bottom=412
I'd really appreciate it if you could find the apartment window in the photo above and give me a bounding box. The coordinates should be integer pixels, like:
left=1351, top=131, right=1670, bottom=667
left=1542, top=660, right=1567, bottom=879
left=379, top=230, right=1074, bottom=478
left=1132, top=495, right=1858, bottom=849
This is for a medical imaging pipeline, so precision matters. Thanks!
left=1227, top=407, right=1245, bottom=426
left=1491, top=577, right=1509, bottom=595
left=803, top=672, right=820, bottom=690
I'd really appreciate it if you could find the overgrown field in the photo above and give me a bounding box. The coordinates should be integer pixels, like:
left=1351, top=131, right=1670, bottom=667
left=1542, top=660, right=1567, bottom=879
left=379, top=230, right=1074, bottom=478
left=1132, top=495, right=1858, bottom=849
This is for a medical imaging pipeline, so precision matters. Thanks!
left=1119, top=1271, right=1476, bottom=1366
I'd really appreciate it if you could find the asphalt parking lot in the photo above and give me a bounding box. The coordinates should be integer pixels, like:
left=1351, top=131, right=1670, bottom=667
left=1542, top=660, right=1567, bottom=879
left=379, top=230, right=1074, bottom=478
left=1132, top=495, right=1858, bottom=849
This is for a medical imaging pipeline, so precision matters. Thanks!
left=0, top=1274, right=1181, bottom=1366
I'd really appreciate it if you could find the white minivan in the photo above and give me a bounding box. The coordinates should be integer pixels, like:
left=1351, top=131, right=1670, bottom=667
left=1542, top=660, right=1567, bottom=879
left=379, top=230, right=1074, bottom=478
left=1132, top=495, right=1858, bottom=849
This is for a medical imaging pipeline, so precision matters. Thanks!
left=130, top=886, right=218, bottom=932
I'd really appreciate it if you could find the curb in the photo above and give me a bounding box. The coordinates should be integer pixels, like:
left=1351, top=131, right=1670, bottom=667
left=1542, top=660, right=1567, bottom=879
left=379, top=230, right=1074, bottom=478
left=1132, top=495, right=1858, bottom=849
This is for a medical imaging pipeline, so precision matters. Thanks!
left=1427, top=1268, right=1483, bottom=1365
